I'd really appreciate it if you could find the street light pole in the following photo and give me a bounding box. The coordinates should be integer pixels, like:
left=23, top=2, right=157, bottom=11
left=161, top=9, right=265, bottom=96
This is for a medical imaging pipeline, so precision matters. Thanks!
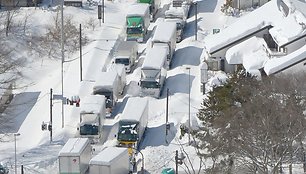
left=14, top=133, right=20, bottom=174
left=131, top=147, right=145, bottom=174
left=186, top=67, right=191, bottom=145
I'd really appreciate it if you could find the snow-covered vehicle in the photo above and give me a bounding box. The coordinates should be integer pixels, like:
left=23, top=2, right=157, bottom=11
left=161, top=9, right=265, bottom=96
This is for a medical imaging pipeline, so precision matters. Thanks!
left=126, top=4, right=150, bottom=42
left=78, top=95, right=106, bottom=141
left=108, top=63, right=127, bottom=95
left=139, top=46, right=168, bottom=98
left=151, top=21, right=177, bottom=67
left=117, top=97, right=149, bottom=149
left=89, top=146, right=130, bottom=174
left=58, top=138, right=92, bottom=174
left=93, top=71, right=122, bottom=115
left=164, top=2, right=190, bottom=42
left=113, top=41, right=138, bottom=73
left=137, top=0, right=161, bottom=21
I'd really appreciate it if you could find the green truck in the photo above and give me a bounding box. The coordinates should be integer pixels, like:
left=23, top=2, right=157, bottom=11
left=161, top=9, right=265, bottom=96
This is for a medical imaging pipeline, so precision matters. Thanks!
left=137, top=0, right=160, bottom=20
left=126, top=4, right=150, bottom=42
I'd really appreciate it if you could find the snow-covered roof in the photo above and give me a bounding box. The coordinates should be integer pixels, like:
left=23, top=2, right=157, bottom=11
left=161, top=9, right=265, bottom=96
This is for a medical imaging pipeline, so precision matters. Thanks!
left=226, top=36, right=270, bottom=71
left=142, top=46, right=168, bottom=70
left=58, top=138, right=90, bottom=156
left=152, top=21, right=176, bottom=43
left=126, top=3, right=149, bottom=17
left=89, top=146, right=128, bottom=165
left=93, top=71, right=118, bottom=89
left=115, top=41, right=137, bottom=57
left=80, top=113, right=100, bottom=124
left=120, top=97, right=148, bottom=122
left=205, top=0, right=306, bottom=54
left=264, top=44, right=306, bottom=75
left=269, top=0, right=306, bottom=46
left=165, top=4, right=189, bottom=19
left=108, top=63, right=125, bottom=78
left=80, top=95, right=105, bottom=114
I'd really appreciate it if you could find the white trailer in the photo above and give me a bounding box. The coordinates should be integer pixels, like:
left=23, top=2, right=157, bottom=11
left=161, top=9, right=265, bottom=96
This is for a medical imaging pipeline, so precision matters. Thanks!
left=93, top=71, right=120, bottom=115
left=58, top=138, right=92, bottom=174
left=151, top=21, right=177, bottom=66
left=164, top=3, right=190, bottom=42
left=139, top=47, right=168, bottom=98
left=117, top=97, right=149, bottom=149
left=89, top=147, right=130, bottom=174
left=126, top=4, right=150, bottom=42
left=78, top=95, right=106, bottom=141
left=108, top=64, right=127, bottom=95
left=113, top=41, right=138, bottom=73
left=137, top=0, right=161, bottom=21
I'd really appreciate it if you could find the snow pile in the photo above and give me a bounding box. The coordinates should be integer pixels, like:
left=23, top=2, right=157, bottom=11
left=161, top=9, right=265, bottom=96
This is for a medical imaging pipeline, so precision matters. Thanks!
left=226, top=36, right=270, bottom=71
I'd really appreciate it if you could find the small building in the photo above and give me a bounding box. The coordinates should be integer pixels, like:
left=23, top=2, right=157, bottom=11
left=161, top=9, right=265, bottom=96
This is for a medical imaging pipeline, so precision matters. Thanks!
left=0, top=0, right=41, bottom=8
left=225, top=0, right=270, bottom=10
left=64, top=0, right=82, bottom=7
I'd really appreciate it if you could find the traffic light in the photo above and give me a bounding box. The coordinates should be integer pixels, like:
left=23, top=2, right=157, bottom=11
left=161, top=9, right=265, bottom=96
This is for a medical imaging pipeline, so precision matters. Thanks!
left=41, top=122, right=47, bottom=131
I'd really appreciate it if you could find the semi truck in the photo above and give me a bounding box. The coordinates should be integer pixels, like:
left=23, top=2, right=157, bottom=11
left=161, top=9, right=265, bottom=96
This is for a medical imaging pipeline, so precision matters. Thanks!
left=126, top=3, right=150, bottom=43
left=89, top=147, right=130, bottom=174
left=139, top=46, right=168, bottom=98
left=78, top=95, right=106, bottom=142
left=151, top=21, right=177, bottom=67
left=117, top=97, right=149, bottom=149
left=92, top=71, right=120, bottom=115
left=58, top=138, right=91, bottom=174
left=164, top=2, right=190, bottom=42
left=113, top=41, right=138, bottom=73
left=137, top=0, right=161, bottom=21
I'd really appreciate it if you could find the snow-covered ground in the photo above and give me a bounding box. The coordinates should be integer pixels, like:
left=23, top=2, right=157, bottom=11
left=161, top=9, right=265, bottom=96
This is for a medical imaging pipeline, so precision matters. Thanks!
left=0, top=0, right=240, bottom=173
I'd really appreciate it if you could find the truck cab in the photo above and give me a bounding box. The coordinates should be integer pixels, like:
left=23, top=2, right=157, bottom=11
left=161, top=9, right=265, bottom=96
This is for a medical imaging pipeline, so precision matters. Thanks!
left=126, top=4, right=150, bottom=43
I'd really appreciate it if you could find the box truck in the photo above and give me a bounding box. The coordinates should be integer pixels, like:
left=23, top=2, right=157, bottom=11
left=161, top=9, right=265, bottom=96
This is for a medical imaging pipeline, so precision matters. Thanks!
left=89, top=147, right=130, bottom=174
left=93, top=71, right=120, bottom=115
left=58, top=138, right=92, bottom=174
left=151, top=21, right=177, bottom=67
left=126, top=3, right=150, bottom=42
left=139, top=47, right=168, bottom=98
left=113, top=41, right=138, bottom=73
left=117, top=97, right=149, bottom=149
left=78, top=95, right=106, bottom=142
left=164, top=2, right=190, bottom=42
left=137, top=0, right=161, bottom=21
left=108, top=63, right=127, bottom=95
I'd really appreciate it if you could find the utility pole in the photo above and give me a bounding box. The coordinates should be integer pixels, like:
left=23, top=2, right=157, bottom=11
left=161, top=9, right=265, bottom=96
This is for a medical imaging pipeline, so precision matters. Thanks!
left=194, top=2, right=198, bottom=41
left=79, top=24, right=83, bottom=82
left=102, top=0, right=105, bottom=23
left=175, top=150, right=178, bottom=174
left=175, top=150, right=185, bottom=174
left=186, top=67, right=191, bottom=145
left=98, top=5, right=102, bottom=26
left=166, top=88, right=169, bottom=139
left=50, top=88, right=53, bottom=142
left=61, top=0, right=65, bottom=128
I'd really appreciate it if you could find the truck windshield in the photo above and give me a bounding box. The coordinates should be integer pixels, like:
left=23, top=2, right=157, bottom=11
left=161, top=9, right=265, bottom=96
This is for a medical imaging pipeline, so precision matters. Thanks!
left=127, top=27, right=142, bottom=34
left=115, top=58, right=129, bottom=65
left=80, top=124, right=99, bottom=135
left=118, top=122, right=138, bottom=142
left=141, top=81, right=159, bottom=88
